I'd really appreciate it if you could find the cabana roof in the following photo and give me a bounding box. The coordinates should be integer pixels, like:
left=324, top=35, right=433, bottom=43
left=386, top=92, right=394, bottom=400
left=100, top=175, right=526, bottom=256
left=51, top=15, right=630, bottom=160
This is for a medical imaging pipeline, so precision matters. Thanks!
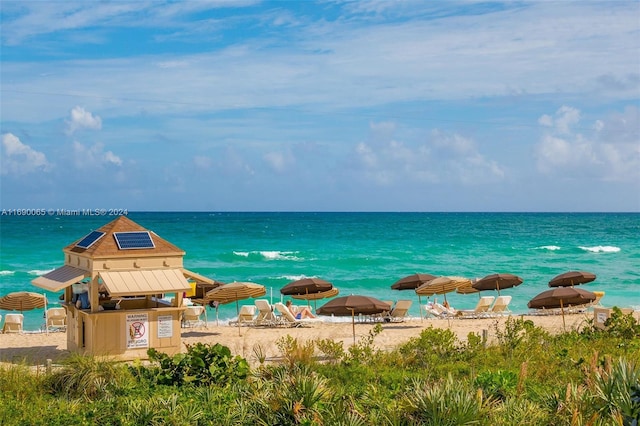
left=64, top=216, right=185, bottom=258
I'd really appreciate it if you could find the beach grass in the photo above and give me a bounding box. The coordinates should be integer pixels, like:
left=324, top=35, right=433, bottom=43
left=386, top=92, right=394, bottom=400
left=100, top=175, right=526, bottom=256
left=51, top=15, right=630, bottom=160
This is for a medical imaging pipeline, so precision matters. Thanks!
left=0, top=311, right=639, bottom=425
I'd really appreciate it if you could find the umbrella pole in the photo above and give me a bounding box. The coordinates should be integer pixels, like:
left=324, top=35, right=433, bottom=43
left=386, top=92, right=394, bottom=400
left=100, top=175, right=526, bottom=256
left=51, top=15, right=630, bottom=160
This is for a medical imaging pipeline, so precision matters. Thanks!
left=306, top=288, right=311, bottom=310
left=236, top=299, right=241, bottom=336
left=418, top=295, right=423, bottom=322
left=44, top=294, right=48, bottom=335
left=561, top=299, right=566, bottom=332
left=216, top=305, right=219, bottom=326
left=351, top=309, right=356, bottom=345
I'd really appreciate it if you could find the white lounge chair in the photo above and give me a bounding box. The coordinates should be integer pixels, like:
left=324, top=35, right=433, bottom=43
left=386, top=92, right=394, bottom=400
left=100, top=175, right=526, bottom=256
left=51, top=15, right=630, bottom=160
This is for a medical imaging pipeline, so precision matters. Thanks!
left=255, top=299, right=277, bottom=325
left=182, top=305, right=206, bottom=328
left=2, top=313, right=24, bottom=333
left=273, top=302, right=320, bottom=327
left=232, top=305, right=256, bottom=326
left=488, top=295, right=512, bottom=315
left=386, top=300, right=412, bottom=322
left=46, top=307, right=67, bottom=331
left=456, top=296, right=495, bottom=318
left=424, top=302, right=457, bottom=318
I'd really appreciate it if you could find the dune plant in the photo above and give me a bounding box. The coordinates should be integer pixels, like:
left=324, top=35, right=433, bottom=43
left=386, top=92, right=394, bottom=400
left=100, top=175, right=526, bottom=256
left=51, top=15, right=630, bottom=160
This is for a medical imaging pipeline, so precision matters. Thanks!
left=474, top=370, right=518, bottom=401
left=144, top=342, right=249, bottom=386
left=402, top=375, right=494, bottom=425
left=314, top=337, right=345, bottom=363
left=46, top=354, right=135, bottom=400
left=346, top=323, right=383, bottom=364
left=275, top=335, right=316, bottom=367
left=587, top=358, right=640, bottom=423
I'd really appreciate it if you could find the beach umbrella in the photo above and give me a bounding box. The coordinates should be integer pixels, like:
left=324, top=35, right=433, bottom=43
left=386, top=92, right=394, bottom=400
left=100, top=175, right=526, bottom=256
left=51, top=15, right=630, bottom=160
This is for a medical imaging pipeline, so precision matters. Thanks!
left=456, top=279, right=480, bottom=295
left=0, top=291, right=49, bottom=334
left=204, top=282, right=266, bottom=334
left=528, top=287, right=596, bottom=331
left=0, top=291, right=46, bottom=312
left=317, top=295, right=391, bottom=344
left=391, top=273, right=437, bottom=290
left=415, top=276, right=470, bottom=305
left=549, top=271, right=596, bottom=287
left=473, top=273, right=523, bottom=295
left=291, top=287, right=340, bottom=310
left=392, top=273, right=438, bottom=321
left=280, top=278, right=334, bottom=309
left=280, top=278, right=333, bottom=295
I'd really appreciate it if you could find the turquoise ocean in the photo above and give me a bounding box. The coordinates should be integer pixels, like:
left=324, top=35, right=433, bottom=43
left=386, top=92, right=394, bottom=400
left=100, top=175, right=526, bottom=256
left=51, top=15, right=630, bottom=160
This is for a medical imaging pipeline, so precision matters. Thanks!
left=1, top=212, right=638, bottom=330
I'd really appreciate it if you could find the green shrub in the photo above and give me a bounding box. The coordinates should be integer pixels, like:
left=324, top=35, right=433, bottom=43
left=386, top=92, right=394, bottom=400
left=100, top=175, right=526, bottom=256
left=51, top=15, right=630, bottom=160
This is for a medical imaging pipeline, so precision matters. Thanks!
left=144, top=342, right=249, bottom=386
left=474, top=370, right=518, bottom=401
left=397, top=326, right=462, bottom=368
left=276, top=335, right=316, bottom=367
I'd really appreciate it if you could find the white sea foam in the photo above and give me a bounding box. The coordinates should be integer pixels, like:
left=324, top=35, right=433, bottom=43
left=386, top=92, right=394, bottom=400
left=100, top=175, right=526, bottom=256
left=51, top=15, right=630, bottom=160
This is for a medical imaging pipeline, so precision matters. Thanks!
left=28, top=269, right=54, bottom=275
left=233, top=251, right=250, bottom=257
left=0, top=270, right=15, bottom=276
left=536, top=245, right=561, bottom=251
left=259, top=251, right=301, bottom=261
left=279, top=274, right=311, bottom=281
left=579, top=246, right=621, bottom=253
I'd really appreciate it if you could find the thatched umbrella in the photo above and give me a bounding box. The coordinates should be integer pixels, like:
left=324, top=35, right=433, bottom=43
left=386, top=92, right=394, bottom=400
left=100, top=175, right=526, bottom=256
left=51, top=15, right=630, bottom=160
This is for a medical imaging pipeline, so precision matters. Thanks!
left=204, top=282, right=266, bottom=334
left=291, top=287, right=339, bottom=310
left=416, top=276, right=470, bottom=305
left=0, top=291, right=48, bottom=334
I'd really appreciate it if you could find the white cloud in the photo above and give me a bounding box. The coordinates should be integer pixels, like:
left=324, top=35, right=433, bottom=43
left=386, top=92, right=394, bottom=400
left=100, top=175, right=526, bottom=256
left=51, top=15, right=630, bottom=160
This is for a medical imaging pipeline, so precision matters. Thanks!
left=349, top=124, right=504, bottom=186
left=66, top=106, right=102, bottom=135
left=535, top=105, right=640, bottom=182
left=1, top=133, right=50, bottom=175
left=72, top=141, right=121, bottom=169
left=264, top=149, right=294, bottom=173
left=193, top=155, right=212, bottom=170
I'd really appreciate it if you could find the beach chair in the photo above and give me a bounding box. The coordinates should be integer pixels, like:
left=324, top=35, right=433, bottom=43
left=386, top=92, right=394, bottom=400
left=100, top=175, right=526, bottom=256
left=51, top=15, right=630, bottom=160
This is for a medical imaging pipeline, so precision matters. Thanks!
left=2, top=313, right=24, bottom=333
left=423, top=302, right=457, bottom=318
left=455, top=296, right=495, bottom=318
left=182, top=305, right=206, bottom=328
left=273, top=302, right=304, bottom=327
left=46, top=307, right=67, bottom=331
left=235, top=305, right=257, bottom=326
left=589, top=291, right=605, bottom=308
left=274, top=302, right=321, bottom=327
left=386, top=300, right=412, bottom=322
left=488, top=296, right=511, bottom=316
left=255, top=299, right=277, bottom=325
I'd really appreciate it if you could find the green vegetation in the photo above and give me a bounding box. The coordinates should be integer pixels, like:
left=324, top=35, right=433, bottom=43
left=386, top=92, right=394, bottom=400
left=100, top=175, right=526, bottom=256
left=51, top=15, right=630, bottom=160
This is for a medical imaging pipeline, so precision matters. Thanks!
left=1, top=311, right=639, bottom=425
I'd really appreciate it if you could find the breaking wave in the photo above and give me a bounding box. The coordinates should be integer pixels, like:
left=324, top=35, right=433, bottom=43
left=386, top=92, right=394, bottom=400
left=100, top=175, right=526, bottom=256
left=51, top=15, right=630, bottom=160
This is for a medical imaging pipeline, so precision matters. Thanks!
left=535, top=245, right=561, bottom=251
left=233, top=250, right=302, bottom=261
left=28, top=269, right=54, bottom=275
left=579, top=246, right=621, bottom=253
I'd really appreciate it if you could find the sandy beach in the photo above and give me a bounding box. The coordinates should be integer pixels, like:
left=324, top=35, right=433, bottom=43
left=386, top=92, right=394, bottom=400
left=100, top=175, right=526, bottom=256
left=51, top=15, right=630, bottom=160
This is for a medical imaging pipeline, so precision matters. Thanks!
left=2, top=311, right=623, bottom=368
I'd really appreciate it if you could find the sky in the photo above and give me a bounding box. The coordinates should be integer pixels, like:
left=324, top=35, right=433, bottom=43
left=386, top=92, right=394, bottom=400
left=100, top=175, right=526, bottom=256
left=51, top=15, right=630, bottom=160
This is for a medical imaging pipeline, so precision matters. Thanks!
left=1, top=1, right=639, bottom=212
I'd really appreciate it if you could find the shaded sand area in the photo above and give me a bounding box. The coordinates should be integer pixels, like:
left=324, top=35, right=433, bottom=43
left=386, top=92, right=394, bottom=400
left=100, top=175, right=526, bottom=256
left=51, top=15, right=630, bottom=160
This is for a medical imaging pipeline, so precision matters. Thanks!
left=4, top=311, right=631, bottom=368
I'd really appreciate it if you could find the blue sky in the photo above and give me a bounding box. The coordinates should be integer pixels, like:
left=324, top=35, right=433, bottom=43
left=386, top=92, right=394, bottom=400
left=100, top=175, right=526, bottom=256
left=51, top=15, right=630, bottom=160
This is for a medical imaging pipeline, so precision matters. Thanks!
left=1, top=1, right=639, bottom=212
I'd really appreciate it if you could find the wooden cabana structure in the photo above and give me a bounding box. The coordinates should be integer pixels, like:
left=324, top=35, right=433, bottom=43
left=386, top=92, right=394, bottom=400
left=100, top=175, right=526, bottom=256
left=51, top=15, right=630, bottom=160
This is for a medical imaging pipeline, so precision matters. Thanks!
left=32, top=216, right=215, bottom=360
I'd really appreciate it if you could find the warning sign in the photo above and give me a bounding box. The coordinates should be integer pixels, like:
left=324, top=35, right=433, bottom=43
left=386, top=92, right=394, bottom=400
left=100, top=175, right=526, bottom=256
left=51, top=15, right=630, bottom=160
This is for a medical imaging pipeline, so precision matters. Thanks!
left=157, top=315, right=173, bottom=338
left=126, top=313, right=149, bottom=349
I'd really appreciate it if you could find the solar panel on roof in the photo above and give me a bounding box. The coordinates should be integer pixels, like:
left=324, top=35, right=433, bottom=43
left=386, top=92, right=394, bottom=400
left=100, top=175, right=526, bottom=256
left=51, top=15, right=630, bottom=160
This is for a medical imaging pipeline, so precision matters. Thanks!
left=113, top=231, right=155, bottom=250
left=76, top=231, right=105, bottom=249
